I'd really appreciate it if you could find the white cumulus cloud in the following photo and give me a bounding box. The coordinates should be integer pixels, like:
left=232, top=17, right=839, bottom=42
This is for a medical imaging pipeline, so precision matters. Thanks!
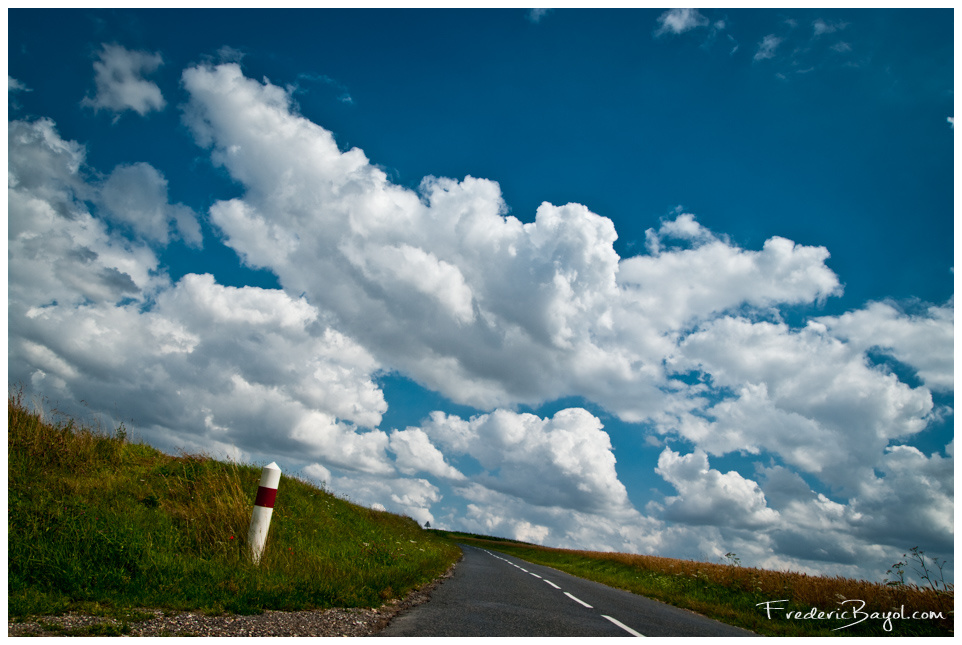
left=179, top=63, right=845, bottom=425
left=389, top=428, right=466, bottom=481
left=668, top=316, right=935, bottom=492
left=8, top=115, right=394, bottom=479
left=422, top=407, right=634, bottom=518
left=8, top=118, right=164, bottom=308
left=818, top=300, right=954, bottom=392
left=656, top=448, right=780, bottom=529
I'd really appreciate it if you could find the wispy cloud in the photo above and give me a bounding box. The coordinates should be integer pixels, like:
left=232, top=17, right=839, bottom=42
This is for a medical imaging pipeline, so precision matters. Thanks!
left=655, top=13, right=859, bottom=79
left=216, top=45, right=245, bottom=64
left=294, top=72, right=354, bottom=104
left=725, top=33, right=739, bottom=55
left=813, top=18, right=848, bottom=37
left=759, top=15, right=860, bottom=78
left=527, top=8, right=552, bottom=24
left=753, top=34, right=782, bottom=61
left=81, top=43, right=165, bottom=118
left=9, top=76, right=31, bottom=92
left=654, top=8, right=709, bottom=37
left=654, top=9, right=734, bottom=54
left=9, top=76, right=31, bottom=110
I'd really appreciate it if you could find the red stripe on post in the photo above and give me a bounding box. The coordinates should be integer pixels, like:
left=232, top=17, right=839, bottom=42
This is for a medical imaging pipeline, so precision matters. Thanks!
left=254, top=486, right=278, bottom=508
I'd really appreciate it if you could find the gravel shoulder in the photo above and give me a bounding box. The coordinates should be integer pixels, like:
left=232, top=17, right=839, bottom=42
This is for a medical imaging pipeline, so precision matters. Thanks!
left=8, top=563, right=456, bottom=637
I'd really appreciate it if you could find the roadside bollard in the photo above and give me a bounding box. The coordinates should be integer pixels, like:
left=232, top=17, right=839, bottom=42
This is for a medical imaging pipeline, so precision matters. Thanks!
left=248, top=461, right=281, bottom=565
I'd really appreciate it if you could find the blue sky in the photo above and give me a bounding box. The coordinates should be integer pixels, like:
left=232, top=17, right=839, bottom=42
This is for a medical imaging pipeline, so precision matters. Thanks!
left=7, top=8, right=954, bottom=583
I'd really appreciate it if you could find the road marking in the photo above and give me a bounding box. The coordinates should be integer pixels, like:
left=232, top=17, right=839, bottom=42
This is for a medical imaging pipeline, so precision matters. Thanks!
left=564, top=591, right=593, bottom=608
left=602, top=615, right=644, bottom=637
left=482, top=549, right=644, bottom=636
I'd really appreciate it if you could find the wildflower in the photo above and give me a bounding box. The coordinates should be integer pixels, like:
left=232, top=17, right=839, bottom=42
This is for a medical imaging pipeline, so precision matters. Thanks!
left=229, top=536, right=235, bottom=540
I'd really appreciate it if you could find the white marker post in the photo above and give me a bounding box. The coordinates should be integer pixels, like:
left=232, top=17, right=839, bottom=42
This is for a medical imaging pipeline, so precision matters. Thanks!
left=247, top=461, right=281, bottom=565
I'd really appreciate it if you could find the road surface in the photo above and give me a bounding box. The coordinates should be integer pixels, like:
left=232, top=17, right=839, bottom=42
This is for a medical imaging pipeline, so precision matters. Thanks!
left=379, top=544, right=758, bottom=637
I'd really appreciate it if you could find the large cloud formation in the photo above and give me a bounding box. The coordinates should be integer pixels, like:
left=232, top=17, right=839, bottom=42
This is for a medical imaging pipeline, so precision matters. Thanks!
left=179, top=64, right=845, bottom=418
left=8, top=62, right=952, bottom=582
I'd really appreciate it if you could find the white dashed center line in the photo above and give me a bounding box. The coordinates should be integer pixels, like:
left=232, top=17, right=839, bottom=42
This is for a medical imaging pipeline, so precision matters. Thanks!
left=602, top=615, right=645, bottom=637
left=482, top=548, right=643, bottom=637
left=564, top=591, right=593, bottom=608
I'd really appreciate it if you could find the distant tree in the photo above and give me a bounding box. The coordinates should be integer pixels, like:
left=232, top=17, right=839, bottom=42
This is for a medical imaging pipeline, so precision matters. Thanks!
left=425, top=521, right=431, bottom=529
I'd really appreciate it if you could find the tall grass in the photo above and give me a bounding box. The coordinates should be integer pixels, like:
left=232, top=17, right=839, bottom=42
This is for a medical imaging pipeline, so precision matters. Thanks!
left=8, top=391, right=461, bottom=620
left=450, top=535, right=953, bottom=637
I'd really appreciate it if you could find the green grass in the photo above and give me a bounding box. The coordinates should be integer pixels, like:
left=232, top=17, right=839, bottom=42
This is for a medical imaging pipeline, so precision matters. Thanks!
left=447, top=534, right=953, bottom=637
left=8, top=391, right=461, bottom=622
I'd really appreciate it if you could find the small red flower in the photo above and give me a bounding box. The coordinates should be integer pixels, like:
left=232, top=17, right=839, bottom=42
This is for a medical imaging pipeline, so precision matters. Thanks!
left=229, top=536, right=234, bottom=540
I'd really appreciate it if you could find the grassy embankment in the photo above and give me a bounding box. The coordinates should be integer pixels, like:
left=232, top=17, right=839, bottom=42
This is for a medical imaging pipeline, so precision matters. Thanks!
left=8, top=392, right=461, bottom=634
left=447, top=533, right=952, bottom=637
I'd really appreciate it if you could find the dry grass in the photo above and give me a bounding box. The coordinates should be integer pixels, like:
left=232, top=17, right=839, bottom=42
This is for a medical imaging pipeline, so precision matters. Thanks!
left=569, top=547, right=950, bottom=619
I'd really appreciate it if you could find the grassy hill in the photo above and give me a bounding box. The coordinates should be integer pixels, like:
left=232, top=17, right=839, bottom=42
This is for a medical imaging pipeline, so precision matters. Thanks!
left=8, top=391, right=460, bottom=621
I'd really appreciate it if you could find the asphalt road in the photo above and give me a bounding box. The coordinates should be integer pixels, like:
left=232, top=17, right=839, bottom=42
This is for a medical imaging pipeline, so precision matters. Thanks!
left=379, top=544, right=758, bottom=637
